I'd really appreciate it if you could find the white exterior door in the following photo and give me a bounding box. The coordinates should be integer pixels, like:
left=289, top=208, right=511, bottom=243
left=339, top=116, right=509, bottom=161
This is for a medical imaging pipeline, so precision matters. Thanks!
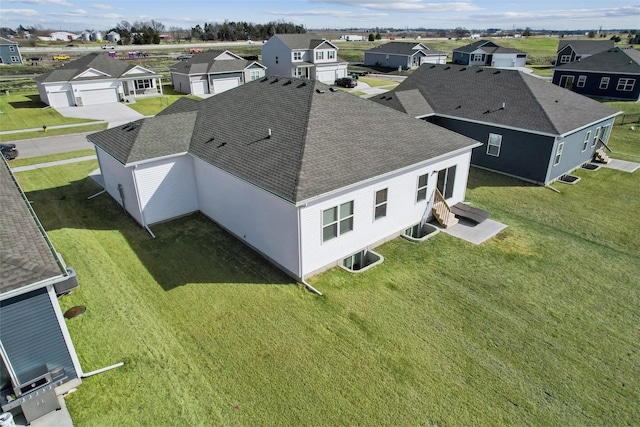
left=191, top=80, right=207, bottom=95
left=49, top=91, right=73, bottom=107
left=212, top=78, right=240, bottom=94
left=79, top=88, right=118, bottom=105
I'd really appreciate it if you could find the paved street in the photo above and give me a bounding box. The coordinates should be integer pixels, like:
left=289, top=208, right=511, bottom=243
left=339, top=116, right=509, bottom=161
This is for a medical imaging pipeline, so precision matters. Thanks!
left=11, top=132, right=95, bottom=158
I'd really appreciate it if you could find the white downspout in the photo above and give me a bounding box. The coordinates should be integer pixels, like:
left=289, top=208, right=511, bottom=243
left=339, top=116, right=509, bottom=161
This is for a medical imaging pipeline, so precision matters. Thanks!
left=297, top=205, right=322, bottom=296
left=132, top=165, right=155, bottom=238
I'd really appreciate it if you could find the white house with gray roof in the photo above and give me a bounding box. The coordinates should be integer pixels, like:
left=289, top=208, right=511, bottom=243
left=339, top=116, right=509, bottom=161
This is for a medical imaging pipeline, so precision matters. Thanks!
left=35, top=52, right=162, bottom=108
left=169, top=50, right=266, bottom=95
left=87, top=76, right=479, bottom=280
left=373, top=64, right=620, bottom=185
left=365, top=42, right=446, bottom=69
left=261, top=34, right=348, bottom=83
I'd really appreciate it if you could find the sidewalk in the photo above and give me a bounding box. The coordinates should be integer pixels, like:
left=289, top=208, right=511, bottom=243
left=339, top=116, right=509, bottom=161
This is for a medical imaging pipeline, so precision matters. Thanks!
left=11, top=155, right=97, bottom=172
left=0, top=121, right=105, bottom=135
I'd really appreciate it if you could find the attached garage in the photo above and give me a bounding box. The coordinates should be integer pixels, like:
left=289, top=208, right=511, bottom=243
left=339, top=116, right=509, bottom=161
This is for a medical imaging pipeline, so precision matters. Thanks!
left=78, top=88, right=118, bottom=106
left=191, top=80, right=208, bottom=95
left=316, top=69, right=336, bottom=84
left=212, top=78, right=240, bottom=94
left=48, top=91, right=73, bottom=107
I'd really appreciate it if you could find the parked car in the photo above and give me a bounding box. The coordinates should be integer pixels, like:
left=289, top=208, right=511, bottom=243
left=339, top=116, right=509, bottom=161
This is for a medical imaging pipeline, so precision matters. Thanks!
left=177, top=55, right=192, bottom=60
left=65, top=43, right=76, bottom=47
left=102, top=45, right=115, bottom=49
left=27, top=56, right=43, bottom=61
left=1, top=143, right=18, bottom=160
left=53, top=54, right=70, bottom=61
left=136, top=51, right=149, bottom=57
left=335, top=77, right=357, bottom=88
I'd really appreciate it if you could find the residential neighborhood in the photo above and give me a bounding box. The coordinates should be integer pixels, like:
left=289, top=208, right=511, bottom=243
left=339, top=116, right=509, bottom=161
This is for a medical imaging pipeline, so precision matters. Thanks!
left=0, top=6, right=639, bottom=426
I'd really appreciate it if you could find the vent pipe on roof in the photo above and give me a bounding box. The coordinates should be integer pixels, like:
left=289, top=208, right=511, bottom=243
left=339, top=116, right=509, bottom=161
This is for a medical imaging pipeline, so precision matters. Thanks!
left=501, top=102, right=506, bottom=109
left=268, top=128, right=272, bottom=139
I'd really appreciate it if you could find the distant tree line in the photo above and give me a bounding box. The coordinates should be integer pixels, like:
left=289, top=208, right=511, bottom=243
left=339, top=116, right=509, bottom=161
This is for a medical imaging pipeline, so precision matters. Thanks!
left=109, top=20, right=165, bottom=45
left=183, top=20, right=305, bottom=42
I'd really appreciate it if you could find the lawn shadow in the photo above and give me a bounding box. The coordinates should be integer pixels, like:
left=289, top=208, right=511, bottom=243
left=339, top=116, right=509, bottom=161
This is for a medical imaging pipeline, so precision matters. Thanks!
left=9, top=95, right=46, bottom=109
left=25, top=176, right=296, bottom=290
left=466, top=167, right=536, bottom=189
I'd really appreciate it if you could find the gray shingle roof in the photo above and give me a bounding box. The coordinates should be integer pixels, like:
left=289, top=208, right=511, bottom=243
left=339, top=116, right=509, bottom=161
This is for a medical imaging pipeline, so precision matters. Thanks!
left=557, top=39, right=615, bottom=55
left=453, top=39, right=497, bottom=53
left=0, top=158, right=64, bottom=295
left=0, top=36, right=18, bottom=46
left=168, top=50, right=263, bottom=75
left=35, top=52, right=160, bottom=83
left=554, top=47, right=640, bottom=74
left=366, top=42, right=445, bottom=56
left=274, top=33, right=336, bottom=50
left=88, top=76, right=479, bottom=204
left=373, top=64, right=619, bottom=136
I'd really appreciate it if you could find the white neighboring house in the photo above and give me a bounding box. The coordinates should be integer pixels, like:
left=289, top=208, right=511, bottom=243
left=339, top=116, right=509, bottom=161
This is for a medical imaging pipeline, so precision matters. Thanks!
left=261, top=34, right=348, bottom=84
left=87, top=76, right=480, bottom=280
left=35, top=52, right=163, bottom=108
left=169, top=50, right=266, bottom=95
left=48, top=31, right=78, bottom=41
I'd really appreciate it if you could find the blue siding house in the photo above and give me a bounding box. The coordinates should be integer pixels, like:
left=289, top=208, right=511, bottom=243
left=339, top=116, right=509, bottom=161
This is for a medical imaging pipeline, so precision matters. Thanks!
left=0, top=157, right=82, bottom=423
left=373, top=64, right=620, bottom=185
left=0, top=37, right=22, bottom=65
left=552, top=47, right=640, bottom=101
left=555, top=39, right=614, bottom=66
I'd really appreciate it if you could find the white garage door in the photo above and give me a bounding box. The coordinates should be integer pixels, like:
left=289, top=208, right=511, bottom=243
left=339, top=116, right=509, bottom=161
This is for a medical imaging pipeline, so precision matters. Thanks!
left=212, top=78, right=240, bottom=94
left=316, top=70, right=336, bottom=84
left=191, top=80, right=208, bottom=95
left=79, top=88, right=118, bottom=105
left=49, top=91, right=73, bottom=107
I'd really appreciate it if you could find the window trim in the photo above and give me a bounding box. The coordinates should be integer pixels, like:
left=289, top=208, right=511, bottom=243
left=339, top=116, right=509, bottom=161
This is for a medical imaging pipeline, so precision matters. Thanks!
left=616, top=78, right=635, bottom=91
left=592, top=127, right=600, bottom=148
left=486, top=133, right=502, bottom=157
left=250, top=70, right=261, bottom=81
left=134, top=79, right=152, bottom=90
left=576, top=75, right=586, bottom=88
left=472, top=53, right=484, bottom=62
left=554, top=141, right=564, bottom=166
left=416, top=174, right=428, bottom=202
left=293, top=51, right=302, bottom=61
left=560, top=54, right=571, bottom=63
left=599, top=77, right=609, bottom=90
left=315, top=50, right=324, bottom=61
left=582, top=131, right=591, bottom=152
left=9, top=46, right=15, bottom=52
left=327, top=50, right=335, bottom=60
left=559, top=75, right=575, bottom=90
left=10, top=56, right=20, bottom=63
left=322, top=201, right=354, bottom=242
left=374, top=189, right=388, bottom=220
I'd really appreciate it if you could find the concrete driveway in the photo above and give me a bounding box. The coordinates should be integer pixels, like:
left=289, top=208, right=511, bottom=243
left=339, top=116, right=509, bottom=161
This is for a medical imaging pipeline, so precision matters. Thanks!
left=56, top=103, right=145, bottom=128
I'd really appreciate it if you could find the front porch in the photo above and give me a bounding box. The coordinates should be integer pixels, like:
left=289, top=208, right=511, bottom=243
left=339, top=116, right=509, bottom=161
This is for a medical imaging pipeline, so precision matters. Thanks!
left=122, top=76, right=163, bottom=102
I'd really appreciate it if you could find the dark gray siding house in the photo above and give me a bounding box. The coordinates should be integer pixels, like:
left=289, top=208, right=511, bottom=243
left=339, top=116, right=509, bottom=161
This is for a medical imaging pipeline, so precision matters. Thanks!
left=0, top=157, right=82, bottom=423
left=555, top=39, right=614, bottom=65
left=552, top=47, right=640, bottom=101
left=373, top=64, right=620, bottom=185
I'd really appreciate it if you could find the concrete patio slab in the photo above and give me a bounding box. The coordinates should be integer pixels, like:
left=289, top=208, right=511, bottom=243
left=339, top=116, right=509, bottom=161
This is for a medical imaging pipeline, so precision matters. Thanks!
left=598, top=159, right=640, bottom=173
left=435, top=218, right=507, bottom=245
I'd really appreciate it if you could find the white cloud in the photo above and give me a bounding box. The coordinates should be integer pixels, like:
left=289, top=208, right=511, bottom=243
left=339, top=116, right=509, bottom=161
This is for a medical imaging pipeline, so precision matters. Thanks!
left=92, top=3, right=112, bottom=10
left=50, top=8, right=88, bottom=17
left=1, top=8, right=39, bottom=16
left=311, top=0, right=481, bottom=13
left=6, top=0, right=72, bottom=5
left=270, top=9, right=387, bottom=19
left=471, top=5, right=640, bottom=23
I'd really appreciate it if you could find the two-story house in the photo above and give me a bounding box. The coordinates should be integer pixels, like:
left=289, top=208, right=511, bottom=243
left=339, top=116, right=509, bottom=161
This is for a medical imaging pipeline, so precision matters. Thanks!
left=555, top=39, right=614, bottom=66
left=452, top=39, right=527, bottom=68
left=0, top=37, right=23, bottom=65
left=261, top=34, right=348, bottom=84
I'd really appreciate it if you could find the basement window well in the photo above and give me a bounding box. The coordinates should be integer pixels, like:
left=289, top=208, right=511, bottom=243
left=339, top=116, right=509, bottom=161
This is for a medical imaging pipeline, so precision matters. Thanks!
left=557, top=174, right=581, bottom=185
left=403, top=222, right=440, bottom=242
left=341, top=249, right=383, bottom=273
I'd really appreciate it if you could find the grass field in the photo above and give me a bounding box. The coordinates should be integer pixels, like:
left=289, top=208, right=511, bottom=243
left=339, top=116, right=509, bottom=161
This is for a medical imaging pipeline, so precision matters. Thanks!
left=13, top=114, right=639, bottom=426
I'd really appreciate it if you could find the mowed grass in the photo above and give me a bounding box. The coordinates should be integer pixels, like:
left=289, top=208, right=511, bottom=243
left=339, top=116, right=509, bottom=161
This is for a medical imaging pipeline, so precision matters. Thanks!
left=14, top=126, right=640, bottom=426
left=0, top=92, right=95, bottom=131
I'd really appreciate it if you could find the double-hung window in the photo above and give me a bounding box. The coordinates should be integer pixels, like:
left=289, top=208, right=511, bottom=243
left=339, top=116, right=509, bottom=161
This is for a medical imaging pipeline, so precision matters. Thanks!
left=374, top=189, right=388, bottom=220
left=327, top=50, right=335, bottom=60
left=617, top=78, right=635, bottom=91
left=472, top=54, right=483, bottom=62
left=135, top=79, right=152, bottom=90
left=582, top=131, right=591, bottom=151
left=487, top=133, right=502, bottom=157
left=322, top=201, right=354, bottom=242
left=592, top=127, right=600, bottom=148
left=250, top=70, right=261, bottom=81
left=577, top=75, right=586, bottom=88
left=554, top=142, right=564, bottom=165
left=599, top=77, right=609, bottom=89
left=293, top=51, right=302, bottom=61
left=560, top=54, right=571, bottom=63
left=416, top=174, right=428, bottom=202
left=315, top=51, right=324, bottom=61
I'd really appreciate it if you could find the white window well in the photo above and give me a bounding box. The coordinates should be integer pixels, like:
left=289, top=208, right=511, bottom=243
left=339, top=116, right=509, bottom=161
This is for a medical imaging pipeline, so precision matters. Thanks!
left=341, top=249, right=384, bottom=273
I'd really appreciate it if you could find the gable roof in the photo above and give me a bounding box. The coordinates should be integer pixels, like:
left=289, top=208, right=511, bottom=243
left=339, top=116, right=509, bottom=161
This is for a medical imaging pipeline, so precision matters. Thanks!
left=554, top=47, right=640, bottom=74
left=0, top=158, right=64, bottom=295
left=366, top=42, right=445, bottom=56
left=35, top=52, right=159, bottom=83
left=0, top=36, right=18, bottom=46
left=453, top=39, right=498, bottom=53
left=169, top=50, right=265, bottom=75
left=88, top=76, right=479, bottom=204
left=557, top=39, right=615, bottom=55
left=273, top=33, right=338, bottom=50
left=373, top=64, right=619, bottom=136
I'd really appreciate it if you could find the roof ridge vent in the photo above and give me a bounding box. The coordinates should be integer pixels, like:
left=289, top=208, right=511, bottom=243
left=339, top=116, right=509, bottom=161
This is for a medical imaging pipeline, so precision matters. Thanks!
left=284, top=79, right=292, bottom=85
left=476, top=69, right=484, bottom=73
left=493, top=70, right=501, bottom=74
left=444, top=66, right=451, bottom=70
left=329, top=87, right=337, bottom=92
left=460, top=67, right=466, bottom=71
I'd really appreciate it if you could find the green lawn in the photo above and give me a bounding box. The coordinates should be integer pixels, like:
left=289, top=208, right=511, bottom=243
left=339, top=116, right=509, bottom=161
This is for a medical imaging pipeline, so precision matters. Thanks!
left=13, top=119, right=639, bottom=426
left=0, top=124, right=107, bottom=143
left=0, top=92, right=96, bottom=131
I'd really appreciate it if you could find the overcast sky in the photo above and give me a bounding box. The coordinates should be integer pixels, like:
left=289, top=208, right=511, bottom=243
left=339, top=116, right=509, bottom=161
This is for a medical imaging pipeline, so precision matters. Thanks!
left=2, top=0, right=639, bottom=32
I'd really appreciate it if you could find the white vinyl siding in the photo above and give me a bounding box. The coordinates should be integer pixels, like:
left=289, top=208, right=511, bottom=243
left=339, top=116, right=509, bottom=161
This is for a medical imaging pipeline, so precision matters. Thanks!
left=134, top=156, right=198, bottom=225
left=96, top=147, right=143, bottom=225
left=487, top=133, right=502, bottom=157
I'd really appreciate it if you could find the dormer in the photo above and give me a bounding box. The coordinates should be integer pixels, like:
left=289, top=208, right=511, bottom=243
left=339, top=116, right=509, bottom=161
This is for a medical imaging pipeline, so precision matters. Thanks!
left=312, top=39, right=338, bottom=64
